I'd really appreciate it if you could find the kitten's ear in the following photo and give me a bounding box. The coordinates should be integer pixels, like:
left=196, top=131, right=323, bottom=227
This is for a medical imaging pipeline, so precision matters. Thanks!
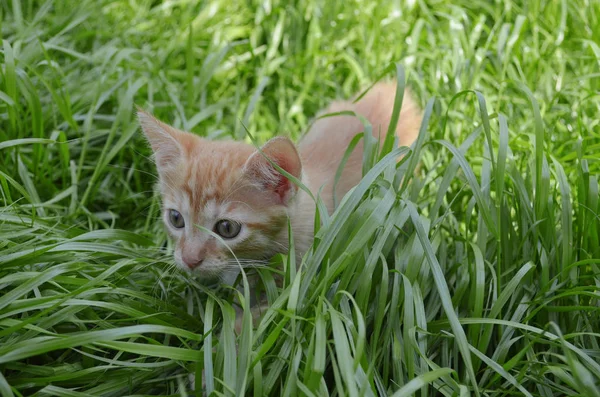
left=137, top=109, right=185, bottom=169
left=244, top=137, right=302, bottom=205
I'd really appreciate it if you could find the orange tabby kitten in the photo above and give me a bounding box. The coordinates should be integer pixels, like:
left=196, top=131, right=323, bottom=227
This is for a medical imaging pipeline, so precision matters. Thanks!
left=139, top=82, right=421, bottom=288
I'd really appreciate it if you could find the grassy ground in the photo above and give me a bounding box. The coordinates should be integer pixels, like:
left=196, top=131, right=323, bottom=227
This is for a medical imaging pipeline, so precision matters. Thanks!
left=1, top=0, right=599, bottom=395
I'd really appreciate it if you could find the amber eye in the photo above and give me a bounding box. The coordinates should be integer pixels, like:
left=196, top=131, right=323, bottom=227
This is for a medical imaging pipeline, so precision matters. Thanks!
left=168, top=209, right=185, bottom=229
left=214, top=219, right=241, bottom=239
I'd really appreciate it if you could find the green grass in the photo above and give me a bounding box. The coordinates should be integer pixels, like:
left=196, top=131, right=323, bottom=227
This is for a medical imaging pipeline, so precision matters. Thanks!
left=1, top=0, right=599, bottom=395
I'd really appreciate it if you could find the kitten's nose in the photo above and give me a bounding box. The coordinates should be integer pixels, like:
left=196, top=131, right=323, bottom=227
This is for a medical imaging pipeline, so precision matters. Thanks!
left=182, top=255, right=204, bottom=270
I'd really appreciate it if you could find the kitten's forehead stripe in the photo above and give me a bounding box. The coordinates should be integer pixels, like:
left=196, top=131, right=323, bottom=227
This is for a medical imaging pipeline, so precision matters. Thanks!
left=169, top=142, right=255, bottom=213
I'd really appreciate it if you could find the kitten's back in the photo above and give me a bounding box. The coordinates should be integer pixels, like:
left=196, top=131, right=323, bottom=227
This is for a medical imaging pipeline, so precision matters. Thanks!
left=298, top=82, right=421, bottom=211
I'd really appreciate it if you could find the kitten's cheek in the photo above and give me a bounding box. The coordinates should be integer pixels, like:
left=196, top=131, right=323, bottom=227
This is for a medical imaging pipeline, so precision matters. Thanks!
left=173, top=251, right=189, bottom=271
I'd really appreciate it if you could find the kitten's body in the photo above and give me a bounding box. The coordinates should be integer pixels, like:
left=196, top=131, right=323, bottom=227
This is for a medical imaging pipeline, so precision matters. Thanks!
left=139, top=81, right=421, bottom=286
left=286, top=82, right=422, bottom=258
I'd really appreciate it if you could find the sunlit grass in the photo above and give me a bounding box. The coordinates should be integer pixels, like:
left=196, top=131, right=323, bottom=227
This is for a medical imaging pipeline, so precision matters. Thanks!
left=1, top=0, right=599, bottom=395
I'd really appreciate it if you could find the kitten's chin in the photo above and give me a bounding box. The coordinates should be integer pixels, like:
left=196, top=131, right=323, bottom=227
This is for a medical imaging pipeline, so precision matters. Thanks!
left=181, top=267, right=223, bottom=285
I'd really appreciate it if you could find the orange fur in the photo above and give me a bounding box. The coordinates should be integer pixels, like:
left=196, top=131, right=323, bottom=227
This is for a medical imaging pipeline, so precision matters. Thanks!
left=299, top=82, right=422, bottom=211
left=138, top=81, right=422, bottom=283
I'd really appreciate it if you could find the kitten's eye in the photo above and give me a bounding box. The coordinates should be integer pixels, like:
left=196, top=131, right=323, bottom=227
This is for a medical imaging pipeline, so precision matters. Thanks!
left=168, top=209, right=185, bottom=229
left=214, top=219, right=241, bottom=239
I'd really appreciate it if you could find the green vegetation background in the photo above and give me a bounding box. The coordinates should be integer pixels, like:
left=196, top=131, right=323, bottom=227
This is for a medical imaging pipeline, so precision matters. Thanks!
left=0, top=0, right=599, bottom=396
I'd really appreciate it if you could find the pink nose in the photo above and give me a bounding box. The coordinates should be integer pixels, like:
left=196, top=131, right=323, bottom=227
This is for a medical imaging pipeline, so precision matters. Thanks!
left=182, top=254, right=204, bottom=269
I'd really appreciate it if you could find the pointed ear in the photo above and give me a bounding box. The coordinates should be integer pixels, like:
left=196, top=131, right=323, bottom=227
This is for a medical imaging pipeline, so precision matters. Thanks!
left=137, top=109, right=185, bottom=170
left=244, top=137, right=302, bottom=205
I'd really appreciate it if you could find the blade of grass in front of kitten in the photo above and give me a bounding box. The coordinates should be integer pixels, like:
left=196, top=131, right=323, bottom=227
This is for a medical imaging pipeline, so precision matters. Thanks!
left=408, top=202, right=479, bottom=395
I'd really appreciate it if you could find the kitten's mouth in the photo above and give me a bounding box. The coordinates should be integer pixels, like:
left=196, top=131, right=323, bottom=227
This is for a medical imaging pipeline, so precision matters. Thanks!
left=175, top=256, right=237, bottom=279
left=173, top=252, right=272, bottom=285
left=178, top=262, right=224, bottom=283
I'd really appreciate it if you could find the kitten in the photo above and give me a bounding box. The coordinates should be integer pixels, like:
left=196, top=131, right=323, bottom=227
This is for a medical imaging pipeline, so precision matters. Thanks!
left=138, top=81, right=421, bottom=291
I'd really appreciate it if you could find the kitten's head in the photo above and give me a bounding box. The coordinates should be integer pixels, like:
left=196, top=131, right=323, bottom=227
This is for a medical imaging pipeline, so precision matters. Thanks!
left=138, top=110, right=302, bottom=281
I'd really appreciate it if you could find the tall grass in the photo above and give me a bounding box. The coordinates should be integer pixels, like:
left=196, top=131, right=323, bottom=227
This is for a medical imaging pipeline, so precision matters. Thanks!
left=1, top=0, right=599, bottom=395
